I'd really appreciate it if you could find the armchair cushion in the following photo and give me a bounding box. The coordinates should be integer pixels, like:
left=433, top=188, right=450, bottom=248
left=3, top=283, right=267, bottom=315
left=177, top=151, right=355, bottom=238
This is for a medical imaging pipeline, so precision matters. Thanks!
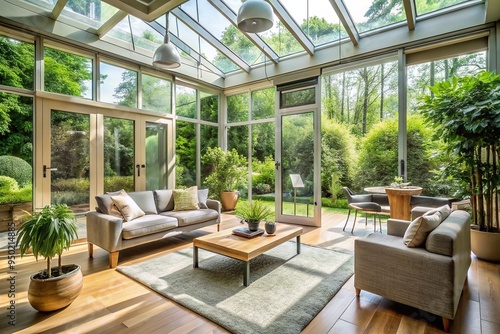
left=403, top=211, right=442, bottom=247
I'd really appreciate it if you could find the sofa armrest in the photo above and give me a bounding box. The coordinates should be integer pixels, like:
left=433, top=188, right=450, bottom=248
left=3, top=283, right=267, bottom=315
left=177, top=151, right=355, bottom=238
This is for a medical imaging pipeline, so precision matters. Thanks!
left=206, top=199, right=221, bottom=223
left=86, top=211, right=123, bottom=252
left=387, top=219, right=410, bottom=237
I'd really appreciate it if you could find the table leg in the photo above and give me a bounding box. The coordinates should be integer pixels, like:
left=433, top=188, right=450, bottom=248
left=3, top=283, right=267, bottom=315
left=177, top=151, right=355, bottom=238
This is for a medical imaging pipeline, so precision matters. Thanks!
left=243, top=261, right=250, bottom=286
left=193, top=246, right=198, bottom=268
left=297, top=235, right=301, bottom=254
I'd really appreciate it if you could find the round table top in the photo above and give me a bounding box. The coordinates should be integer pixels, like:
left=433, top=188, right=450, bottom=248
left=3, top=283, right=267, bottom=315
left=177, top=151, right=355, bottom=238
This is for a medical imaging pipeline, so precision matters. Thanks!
left=364, top=186, right=423, bottom=195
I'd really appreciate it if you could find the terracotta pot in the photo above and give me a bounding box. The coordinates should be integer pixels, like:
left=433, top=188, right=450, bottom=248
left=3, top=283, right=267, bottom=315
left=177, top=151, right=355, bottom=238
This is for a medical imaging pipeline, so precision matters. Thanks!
left=220, top=191, right=238, bottom=211
left=28, top=264, right=83, bottom=312
left=471, top=229, right=500, bottom=262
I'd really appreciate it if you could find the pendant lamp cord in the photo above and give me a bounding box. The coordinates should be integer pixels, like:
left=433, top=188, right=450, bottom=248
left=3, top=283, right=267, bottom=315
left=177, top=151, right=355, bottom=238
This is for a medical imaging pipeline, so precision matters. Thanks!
left=128, top=15, right=135, bottom=51
left=164, top=13, right=170, bottom=44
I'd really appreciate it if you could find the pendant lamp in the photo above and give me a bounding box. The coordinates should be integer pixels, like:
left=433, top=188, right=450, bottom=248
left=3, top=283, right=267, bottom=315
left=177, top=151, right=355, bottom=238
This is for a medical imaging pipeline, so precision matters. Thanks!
left=153, top=12, right=181, bottom=69
left=237, top=0, right=274, bottom=33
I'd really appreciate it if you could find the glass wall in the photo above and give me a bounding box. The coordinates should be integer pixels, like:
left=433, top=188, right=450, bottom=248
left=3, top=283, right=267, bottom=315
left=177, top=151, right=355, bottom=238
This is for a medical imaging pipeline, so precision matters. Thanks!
left=99, top=61, right=138, bottom=107
left=321, top=60, right=398, bottom=201
left=0, top=35, right=34, bottom=234
left=141, top=73, right=172, bottom=114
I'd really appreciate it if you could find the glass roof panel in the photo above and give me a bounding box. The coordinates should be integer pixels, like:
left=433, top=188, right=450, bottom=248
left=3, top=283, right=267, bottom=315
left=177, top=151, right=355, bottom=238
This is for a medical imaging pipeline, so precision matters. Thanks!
left=107, top=15, right=163, bottom=52
left=23, top=0, right=57, bottom=12
left=60, top=0, right=120, bottom=30
left=343, top=0, right=407, bottom=33
left=279, top=0, right=347, bottom=45
left=180, top=0, right=266, bottom=66
left=169, top=15, right=239, bottom=73
left=223, top=0, right=304, bottom=57
left=416, top=0, right=473, bottom=16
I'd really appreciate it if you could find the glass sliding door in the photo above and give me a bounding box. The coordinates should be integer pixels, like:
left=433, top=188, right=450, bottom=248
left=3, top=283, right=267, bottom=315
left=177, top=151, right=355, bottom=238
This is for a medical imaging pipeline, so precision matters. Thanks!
left=50, top=110, right=90, bottom=214
left=145, top=122, right=168, bottom=190
left=103, top=117, right=135, bottom=192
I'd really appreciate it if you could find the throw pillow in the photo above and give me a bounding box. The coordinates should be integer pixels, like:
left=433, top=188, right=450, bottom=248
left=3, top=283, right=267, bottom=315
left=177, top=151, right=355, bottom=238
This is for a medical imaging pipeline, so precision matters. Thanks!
left=198, top=188, right=209, bottom=209
left=403, top=211, right=443, bottom=247
left=173, top=186, right=200, bottom=211
left=111, top=191, right=145, bottom=222
left=95, top=189, right=125, bottom=218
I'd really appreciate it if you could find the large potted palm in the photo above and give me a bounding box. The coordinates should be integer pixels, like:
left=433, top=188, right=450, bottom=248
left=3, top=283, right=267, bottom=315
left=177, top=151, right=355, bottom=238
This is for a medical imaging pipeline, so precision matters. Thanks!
left=202, top=147, right=247, bottom=211
left=16, top=204, right=83, bottom=311
left=418, top=70, right=500, bottom=261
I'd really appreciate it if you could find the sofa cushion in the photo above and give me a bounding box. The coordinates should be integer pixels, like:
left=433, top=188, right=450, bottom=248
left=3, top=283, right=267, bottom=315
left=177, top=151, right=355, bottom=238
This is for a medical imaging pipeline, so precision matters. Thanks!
left=128, top=191, right=158, bottom=214
left=198, top=188, right=209, bottom=209
left=403, top=210, right=443, bottom=247
left=154, top=189, right=174, bottom=212
left=111, top=192, right=145, bottom=222
left=122, top=215, right=178, bottom=239
left=173, top=186, right=200, bottom=211
left=95, top=190, right=124, bottom=217
left=161, top=209, right=219, bottom=227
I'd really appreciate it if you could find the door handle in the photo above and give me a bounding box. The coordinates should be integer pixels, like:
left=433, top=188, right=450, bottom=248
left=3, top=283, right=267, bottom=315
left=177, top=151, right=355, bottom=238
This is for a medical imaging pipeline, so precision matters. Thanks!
left=136, top=164, right=141, bottom=177
left=43, top=165, right=58, bottom=178
left=275, top=161, right=281, bottom=170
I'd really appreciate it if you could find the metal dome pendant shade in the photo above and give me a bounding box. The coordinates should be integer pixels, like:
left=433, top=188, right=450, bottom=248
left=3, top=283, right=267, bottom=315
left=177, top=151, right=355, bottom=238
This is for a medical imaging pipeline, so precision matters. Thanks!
left=237, top=0, right=274, bottom=33
left=153, top=13, right=181, bottom=69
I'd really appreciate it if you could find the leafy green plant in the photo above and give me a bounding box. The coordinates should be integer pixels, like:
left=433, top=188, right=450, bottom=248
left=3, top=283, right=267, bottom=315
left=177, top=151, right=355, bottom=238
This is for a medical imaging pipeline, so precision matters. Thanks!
left=418, top=70, right=500, bottom=232
left=0, top=175, right=19, bottom=193
left=201, top=147, right=247, bottom=200
left=0, top=155, right=32, bottom=187
left=235, top=200, right=274, bottom=223
left=16, top=204, right=78, bottom=278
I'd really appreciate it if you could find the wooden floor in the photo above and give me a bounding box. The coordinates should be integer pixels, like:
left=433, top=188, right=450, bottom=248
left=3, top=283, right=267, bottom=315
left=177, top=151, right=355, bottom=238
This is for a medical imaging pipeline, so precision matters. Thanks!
left=2, top=213, right=499, bottom=334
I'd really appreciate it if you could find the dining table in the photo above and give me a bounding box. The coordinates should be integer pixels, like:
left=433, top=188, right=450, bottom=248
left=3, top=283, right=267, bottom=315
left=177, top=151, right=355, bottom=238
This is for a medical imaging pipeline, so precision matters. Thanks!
left=364, top=186, right=423, bottom=220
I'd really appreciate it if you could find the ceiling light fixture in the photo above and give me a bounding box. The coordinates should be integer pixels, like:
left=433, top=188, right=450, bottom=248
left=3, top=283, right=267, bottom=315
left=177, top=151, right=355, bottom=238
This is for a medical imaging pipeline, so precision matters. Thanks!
left=153, top=12, right=181, bottom=69
left=237, top=0, right=274, bottom=33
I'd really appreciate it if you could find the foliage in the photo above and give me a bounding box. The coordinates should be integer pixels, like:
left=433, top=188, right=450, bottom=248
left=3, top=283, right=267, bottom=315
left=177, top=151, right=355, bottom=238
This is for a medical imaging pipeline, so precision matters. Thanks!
left=104, top=176, right=134, bottom=193
left=201, top=147, right=247, bottom=200
left=16, top=204, right=78, bottom=278
left=0, top=186, right=32, bottom=204
left=418, top=71, right=500, bottom=232
left=235, top=200, right=274, bottom=223
left=0, top=175, right=18, bottom=193
left=252, top=156, right=275, bottom=195
left=321, top=119, right=358, bottom=198
left=0, top=155, right=32, bottom=187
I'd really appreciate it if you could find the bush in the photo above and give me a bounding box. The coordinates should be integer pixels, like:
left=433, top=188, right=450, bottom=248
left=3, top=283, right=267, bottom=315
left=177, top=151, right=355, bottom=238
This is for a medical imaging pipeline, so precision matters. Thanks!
left=51, top=178, right=90, bottom=192
left=104, top=176, right=134, bottom=192
left=0, top=186, right=32, bottom=204
left=0, top=176, right=19, bottom=193
left=0, top=156, right=32, bottom=187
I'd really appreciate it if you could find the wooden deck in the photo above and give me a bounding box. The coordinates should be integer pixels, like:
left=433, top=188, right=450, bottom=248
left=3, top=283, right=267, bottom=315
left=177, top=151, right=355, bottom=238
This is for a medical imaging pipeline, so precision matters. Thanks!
left=2, top=212, right=499, bottom=333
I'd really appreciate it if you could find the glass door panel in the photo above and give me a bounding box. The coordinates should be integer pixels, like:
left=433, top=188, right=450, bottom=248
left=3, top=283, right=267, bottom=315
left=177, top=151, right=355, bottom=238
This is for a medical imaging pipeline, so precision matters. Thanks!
left=103, top=117, right=135, bottom=192
left=280, top=112, right=314, bottom=219
left=145, top=122, right=168, bottom=190
left=50, top=110, right=90, bottom=214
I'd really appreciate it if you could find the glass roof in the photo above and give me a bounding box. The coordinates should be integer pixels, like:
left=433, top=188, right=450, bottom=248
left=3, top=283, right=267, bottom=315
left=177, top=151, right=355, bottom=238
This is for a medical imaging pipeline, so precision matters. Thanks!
left=4, top=0, right=484, bottom=81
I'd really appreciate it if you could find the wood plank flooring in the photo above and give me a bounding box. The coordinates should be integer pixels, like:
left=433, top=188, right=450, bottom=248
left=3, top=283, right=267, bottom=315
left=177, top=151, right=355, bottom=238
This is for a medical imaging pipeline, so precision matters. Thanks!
left=1, top=213, right=498, bottom=333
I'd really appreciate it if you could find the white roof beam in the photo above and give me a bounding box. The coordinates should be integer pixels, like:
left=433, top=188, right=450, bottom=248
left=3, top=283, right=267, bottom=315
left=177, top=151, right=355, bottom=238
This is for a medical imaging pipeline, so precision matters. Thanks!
left=328, top=0, right=360, bottom=46
left=268, top=0, right=314, bottom=56
left=403, top=0, right=416, bottom=31
left=171, top=7, right=250, bottom=73
left=50, top=0, right=68, bottom=20
left=208, top=0, right=279, bottom=64
left=97, top=10, right=128, bottom=38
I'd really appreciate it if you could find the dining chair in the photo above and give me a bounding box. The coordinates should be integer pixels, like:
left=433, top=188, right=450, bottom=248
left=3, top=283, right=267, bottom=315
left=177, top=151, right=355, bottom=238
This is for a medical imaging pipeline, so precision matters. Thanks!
left=342, top=187, right=386, bottom=233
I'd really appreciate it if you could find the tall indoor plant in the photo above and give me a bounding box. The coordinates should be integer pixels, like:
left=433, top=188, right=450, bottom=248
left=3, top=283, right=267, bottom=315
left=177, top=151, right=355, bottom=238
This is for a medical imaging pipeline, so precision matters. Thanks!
left=16, top=204, right=83, bottom=311
left=202, top=147, right=247, bottom=211
left=418, top=70, right=500, bottom=261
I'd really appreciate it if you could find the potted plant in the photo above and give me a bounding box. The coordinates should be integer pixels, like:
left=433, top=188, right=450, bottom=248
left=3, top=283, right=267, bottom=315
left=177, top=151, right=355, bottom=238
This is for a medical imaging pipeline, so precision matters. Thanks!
left=16, top=204, right=83, bottom=311
left=202, top=147, right=247, bottom=211
left=418, top=70, right=500, bottom=261
left=235, top=200, right=274, bottom=232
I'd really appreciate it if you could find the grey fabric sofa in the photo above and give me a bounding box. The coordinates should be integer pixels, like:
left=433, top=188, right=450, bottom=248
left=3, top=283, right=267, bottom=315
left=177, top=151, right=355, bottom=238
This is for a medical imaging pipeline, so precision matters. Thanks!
left=87, top=189, right=221, bottom=268
left=354, top=210, right=471, bottom=332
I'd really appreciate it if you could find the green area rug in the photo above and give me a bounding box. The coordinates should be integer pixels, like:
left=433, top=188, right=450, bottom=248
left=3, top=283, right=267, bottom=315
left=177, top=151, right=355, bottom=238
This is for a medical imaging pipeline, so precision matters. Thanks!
left=117, top=241, right=353, bottom=334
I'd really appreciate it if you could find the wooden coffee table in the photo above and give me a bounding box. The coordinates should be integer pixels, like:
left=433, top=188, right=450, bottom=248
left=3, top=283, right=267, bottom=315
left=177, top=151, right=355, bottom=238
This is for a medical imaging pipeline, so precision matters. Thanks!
left=193, top=224, right=303, bottom=286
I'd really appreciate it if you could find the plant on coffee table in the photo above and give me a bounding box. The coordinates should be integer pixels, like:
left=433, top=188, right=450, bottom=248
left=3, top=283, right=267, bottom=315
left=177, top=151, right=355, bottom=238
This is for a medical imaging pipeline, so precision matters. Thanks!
left=235, top=200, right=274, bottom=231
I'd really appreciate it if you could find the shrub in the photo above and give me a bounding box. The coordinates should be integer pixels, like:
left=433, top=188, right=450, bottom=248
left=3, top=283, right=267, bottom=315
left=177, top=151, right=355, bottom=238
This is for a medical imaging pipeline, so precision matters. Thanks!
left=0, top=176, right=19, bottom=193
left=0, top=186, right=32, bottom=204
left=0, top=155, right=32, bottom=187
left=104, top=176, right=134, bottom=192
left=51, top=178, right=90, bottom=192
